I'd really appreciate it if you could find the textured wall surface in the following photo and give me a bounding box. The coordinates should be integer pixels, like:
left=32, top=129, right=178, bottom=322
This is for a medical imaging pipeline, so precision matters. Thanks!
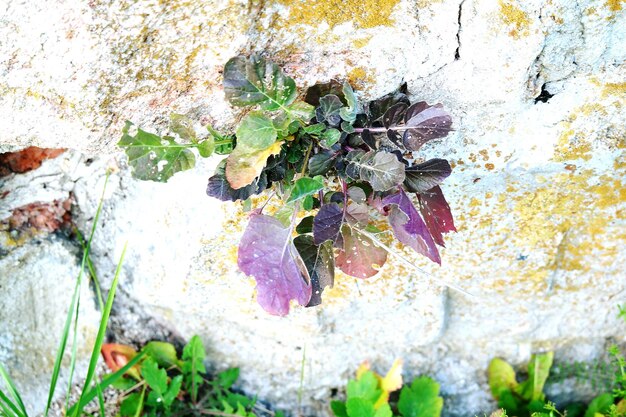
left=1, top=0, right=626, bottom=415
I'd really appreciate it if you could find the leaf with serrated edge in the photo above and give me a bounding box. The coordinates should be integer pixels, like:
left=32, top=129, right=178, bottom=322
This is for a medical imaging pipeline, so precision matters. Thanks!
left=294, top=236, right=334, bottom=307
left=417, top=185, right=456, bottom=247
left=397, top=377, right=443, bottom=417
left=238, top=214, right=312, bottom=315
left=336, top=224, right=387, bottom=278
left=118, top=122, right=196, bottom=183
left=236, top=112, right=277, bottom=150
left=225, top=142, right=282, bottom=189
left=404, top=159, right=451, bottom=193
left=357, top=151, right=406, bottom=192
left=383, top=189, right=440, bottom=264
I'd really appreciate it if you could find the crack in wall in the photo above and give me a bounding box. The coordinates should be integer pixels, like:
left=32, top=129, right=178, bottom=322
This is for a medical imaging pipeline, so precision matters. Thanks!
left=455, top=0, right=466, bottom=60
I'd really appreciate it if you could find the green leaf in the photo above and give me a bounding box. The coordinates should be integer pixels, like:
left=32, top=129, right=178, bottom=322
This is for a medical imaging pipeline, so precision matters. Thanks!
left=118, top=121, right=196, bottom=182
left=339, top=82, right=358, bottom=123
left=304, top=123, right=326, bottom=136
left=218, top=368, right=240, bottom=389
left=303, top=194, right=314, bottom=210
left=110, top=375, right=137, bottom=390
left=355, top=151, right=406, bottom=192
left=397, top=377, right=443, bottom=417
left=141, top=358, right=167, bottom=395
left=223, top=55, right=296, bottom=111
left=331, top=400, right=348, bottom=417
left=308, top=151, right=337, bottom=176
left=296, top=216, right=314, bottom=234
left=341, top=121, right=355, bottom=133
left=584, top=394, right=614, bottom=417
left=143, top=341, right=180, bottom=368
left=488, top=358, right=518, bottom=399
left=287, top=176, right=324, bottom=203
left=182, top=335, right=206, bottom=403
left=207, top=125, right=235, bottom=155
left=347, top=371, right=381, bottom=403
left=346, top=397, right=376, bottom=417
left=316, top=94, right=343, bottom=126
left=120, top=392, right=143, bottom=417
left=236, top=112, right=278, bottom=150
left=517, top=352, right=554, bottom=402
left=288, top=101, right=315, bottom=121
left=170, top=113, right=197, bottom=142
left=163, top=375, right=183, bottom=408
left=374, top=403, right=392, bottom=417
left=321, top=128, right=341, bottom=148
left=198, top=139, right=215, bottom=157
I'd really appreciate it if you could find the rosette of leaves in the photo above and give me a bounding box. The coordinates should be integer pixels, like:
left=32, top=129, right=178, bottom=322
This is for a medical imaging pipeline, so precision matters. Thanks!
left=120, top=54, right=458, bottom=316
left=102, top=336, right=269, bottom=417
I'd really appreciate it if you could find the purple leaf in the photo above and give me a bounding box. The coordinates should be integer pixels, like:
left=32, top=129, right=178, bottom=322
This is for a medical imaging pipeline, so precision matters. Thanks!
left=404, top=159, right=452, bottom=194
left=313, top=203, right=344, bottom=245
left=336, top=224, right=387, bottom=279
left=383, top=189, right=441, bottom=264
left=383, top=102, right=408, bottom=146
left=418, top=185, right=456, bottom=247
left=238, top=214, right=312, bottom=316
left=294, top=235, right=334, bottom=307
left=402, top=103, right=452, bottom=151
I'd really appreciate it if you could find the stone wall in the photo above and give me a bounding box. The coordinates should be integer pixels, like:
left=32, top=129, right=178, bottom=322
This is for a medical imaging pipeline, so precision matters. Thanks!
left=1, top=0, right=626, bottom=415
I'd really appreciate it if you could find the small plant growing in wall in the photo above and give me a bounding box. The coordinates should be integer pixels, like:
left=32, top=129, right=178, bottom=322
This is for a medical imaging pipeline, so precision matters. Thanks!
left=119, top=55, right=457, bottom=315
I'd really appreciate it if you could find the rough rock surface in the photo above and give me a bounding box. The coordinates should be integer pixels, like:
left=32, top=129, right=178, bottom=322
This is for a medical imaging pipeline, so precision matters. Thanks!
left=0, top=237, right=100, bottom=416
left=1, top=0, right=626, bottom=416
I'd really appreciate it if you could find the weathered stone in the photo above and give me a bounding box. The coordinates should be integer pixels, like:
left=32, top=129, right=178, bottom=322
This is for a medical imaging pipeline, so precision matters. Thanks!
left=0, top=238, right=100, bottom=416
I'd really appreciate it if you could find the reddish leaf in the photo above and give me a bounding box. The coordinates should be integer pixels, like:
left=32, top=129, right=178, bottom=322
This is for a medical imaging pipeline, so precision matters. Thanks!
left=101, top=344, right=141, bottom=380
left=336, top=224, right=387, bottom=278
left=383, top=189, right=441, bottom=264
left=418, top=185, right=456, bottom=247
left=238, top=214, right=312, bottom=315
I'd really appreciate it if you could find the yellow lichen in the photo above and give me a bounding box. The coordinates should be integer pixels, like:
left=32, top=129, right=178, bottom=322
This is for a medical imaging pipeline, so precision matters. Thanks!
left=602, top=82, right=626, bottom=98
left=606, top=0, right=626, bottom=12
left=554, top=128, right=593, bottom=161
left=347, top=67, right=376, bottom=89
left=274, top=0, right=400, bottom=29
left=499, top=0, right=531, bottom=38
left=353, top=35, right=373, bottom=48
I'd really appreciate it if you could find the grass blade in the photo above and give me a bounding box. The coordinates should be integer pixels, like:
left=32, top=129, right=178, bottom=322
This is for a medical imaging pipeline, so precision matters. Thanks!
left=64, top=293, right=82, bottom=411
left=45, top=174, right=110, bottom=417
left=72, top=243, right=127, bottom=417
left=67, top=351, right=145, bottom=415
left=95, top=377, right=105, bottom=417
left=0, top=364, right=27, bottom=417
left=0, top=389, right=22, bottom=417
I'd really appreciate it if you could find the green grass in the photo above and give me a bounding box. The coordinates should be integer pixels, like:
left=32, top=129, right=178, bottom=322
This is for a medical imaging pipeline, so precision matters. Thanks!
left=0, top=171, right=136, bottom=417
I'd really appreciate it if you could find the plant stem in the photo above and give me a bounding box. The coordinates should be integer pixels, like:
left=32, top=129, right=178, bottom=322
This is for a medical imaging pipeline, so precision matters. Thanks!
left=300, top=142, right=313, bottom=176
left=352, top=226, right=476, bottom=299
